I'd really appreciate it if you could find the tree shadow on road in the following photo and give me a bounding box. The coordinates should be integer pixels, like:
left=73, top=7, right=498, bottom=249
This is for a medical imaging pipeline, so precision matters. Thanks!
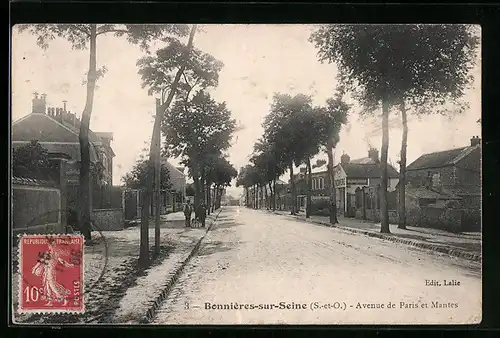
left=212, top=219, right=243, bottom=230
left=197, top=240, right=235, bottom=257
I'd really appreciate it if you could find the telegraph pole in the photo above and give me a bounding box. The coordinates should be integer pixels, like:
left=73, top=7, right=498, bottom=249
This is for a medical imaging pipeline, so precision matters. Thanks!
left=154, top=98, right=161, bottom=256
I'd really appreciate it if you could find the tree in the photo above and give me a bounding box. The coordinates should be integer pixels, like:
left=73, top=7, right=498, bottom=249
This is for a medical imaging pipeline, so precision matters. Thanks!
left=236, top=165, right=253, bottom=208
left=162, top=91, right=236, bottom=209
left=315, top=98, right=350, bottom=224
left=12, top=140, right=52, bottom=180
left=291, top=105, right=327, bottom=218
left=141, top=25, right=198, bottom=266
left=250, top=138, right=287, bottom=211
left=138, top=31, right=225, bottom=215
left=121, top=157, right=173, bottom=191
left=18, top=24, right=190, bottom=242
left=310, top=24, right=478, bottom=232
left=262, top=94, right=314, bottom=215
left=212, top=157, right=238, bottom=209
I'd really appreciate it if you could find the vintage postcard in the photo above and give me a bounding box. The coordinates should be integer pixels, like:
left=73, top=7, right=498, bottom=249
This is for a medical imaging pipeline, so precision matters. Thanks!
left=11, top=24, right=481, bottom=325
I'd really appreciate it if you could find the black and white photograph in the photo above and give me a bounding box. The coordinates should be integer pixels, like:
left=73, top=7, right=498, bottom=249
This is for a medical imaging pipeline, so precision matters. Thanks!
left=10, top=24, right=481, bottom=325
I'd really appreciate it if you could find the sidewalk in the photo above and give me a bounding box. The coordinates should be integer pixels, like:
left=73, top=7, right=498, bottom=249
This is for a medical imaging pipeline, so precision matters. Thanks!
left=12, top=209, right=222, bottom=325
left=269, top=209, right=481, bottom=262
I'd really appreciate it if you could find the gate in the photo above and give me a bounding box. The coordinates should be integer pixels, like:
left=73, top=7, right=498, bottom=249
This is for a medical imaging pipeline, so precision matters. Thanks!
left=124, top=189, right=141, bottom=220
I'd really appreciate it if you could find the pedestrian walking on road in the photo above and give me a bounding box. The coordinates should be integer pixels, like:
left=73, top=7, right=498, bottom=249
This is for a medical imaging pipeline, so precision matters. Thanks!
left=196, top=202, right=207, bottom=228
left=184, top=200, right=193, bottom=227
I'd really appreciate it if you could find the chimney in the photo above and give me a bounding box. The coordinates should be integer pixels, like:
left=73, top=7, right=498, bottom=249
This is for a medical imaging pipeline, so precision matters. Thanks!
left=340, top=153, right=350, bottom=164
left=368, top=148, right=379, bottom=163
left=32, top=92, right=47, bottom=114
left=69, top=111, right=76, bottom=128
left=63, top=100, right=67, bottom=113
left=470, top=136, right=481, bottom=147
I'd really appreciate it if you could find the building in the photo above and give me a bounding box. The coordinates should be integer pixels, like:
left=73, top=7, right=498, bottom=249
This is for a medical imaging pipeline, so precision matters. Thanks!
left=299, top=148, right=399, bottom=216
left=160, top=159, right=187, bottom=211
left=406, top=136, right=481, bottom=204
left=12, top=93, right=116, bottom=210
left=404, top=136, right=481, bottom=231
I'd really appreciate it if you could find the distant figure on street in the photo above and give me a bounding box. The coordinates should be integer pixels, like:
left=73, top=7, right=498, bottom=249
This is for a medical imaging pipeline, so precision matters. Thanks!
left=196, top=202, right=207, bottom=228
left=183, top=200, right=193, bottom=227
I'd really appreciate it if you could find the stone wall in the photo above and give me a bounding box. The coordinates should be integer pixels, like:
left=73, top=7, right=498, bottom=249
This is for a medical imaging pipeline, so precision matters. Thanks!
left=12, top=178, right=63, bottom=235
left=92, top=208, right=124, bottom=231
left=355, top=205, right=463, bottom=232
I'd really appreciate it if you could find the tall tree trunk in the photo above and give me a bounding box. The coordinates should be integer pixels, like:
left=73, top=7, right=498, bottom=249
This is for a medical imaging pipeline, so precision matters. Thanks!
left=213, top=186, right=217, bottom=210
left=139, top=24, right=198, bottom=268
left=398, top=100, right=408, bottom=230
left=272, top=178, right=277, bottom=211
left=193, top=174, right=201, bottom=207
left=217, top=186, right=222, bottom=208
left=254, top=185, right=257, bottom=209
left=268, top=181, right=273, bottom=210
left=154, top=99, right=161, bottom=257
left=78, top=24, right=97, bottom=242
left=206, top=182, right=211, bottom=215
left=306, top=158, right=312, bottom=218
left=289, top=164, right=296, bottom=215
left=245, top=187, right=249, bottom=208
left=264, top=184, right=269, bottom=210
left=256, top=185, right=259, bottom=209
left=326, top=139, right=338, bottom=224
left=201, top=175, right=206, bottom=207
left=380, top=97, right=391, bottom=234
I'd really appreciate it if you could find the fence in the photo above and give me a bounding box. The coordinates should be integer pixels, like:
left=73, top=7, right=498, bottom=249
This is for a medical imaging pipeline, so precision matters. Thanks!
left=92, top=184, right=122, bottom=209
left=12, top=177, right=63, bottom=235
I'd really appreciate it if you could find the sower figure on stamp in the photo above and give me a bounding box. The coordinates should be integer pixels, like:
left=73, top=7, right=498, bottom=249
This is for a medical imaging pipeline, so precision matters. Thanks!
left=183, top=200, right=193, bottom=227
left=31, top=239, right=74, bottom=306
left=196, top=202, right=207, bottom=228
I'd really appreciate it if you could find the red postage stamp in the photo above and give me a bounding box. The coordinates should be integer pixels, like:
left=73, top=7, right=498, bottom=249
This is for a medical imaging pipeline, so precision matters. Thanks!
left=18, top=234, right=84, bottom=314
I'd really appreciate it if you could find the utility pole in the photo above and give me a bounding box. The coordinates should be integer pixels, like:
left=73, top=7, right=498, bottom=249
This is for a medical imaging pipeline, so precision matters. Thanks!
left=154, top=98, right=161, bottom=256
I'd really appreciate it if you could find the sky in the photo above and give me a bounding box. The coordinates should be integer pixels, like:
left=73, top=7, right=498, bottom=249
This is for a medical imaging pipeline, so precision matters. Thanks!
left=11, top=24, right=481, bottom=198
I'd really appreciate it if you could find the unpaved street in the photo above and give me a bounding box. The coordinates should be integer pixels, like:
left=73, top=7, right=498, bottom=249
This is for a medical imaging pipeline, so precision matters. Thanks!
left=153, top=206, right=481, bottom=325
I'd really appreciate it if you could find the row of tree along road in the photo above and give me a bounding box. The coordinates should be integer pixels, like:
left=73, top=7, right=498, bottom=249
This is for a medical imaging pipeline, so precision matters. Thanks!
left=18, top=24, right=238, bottom=269
left=237, top=24, right=479, bottom=234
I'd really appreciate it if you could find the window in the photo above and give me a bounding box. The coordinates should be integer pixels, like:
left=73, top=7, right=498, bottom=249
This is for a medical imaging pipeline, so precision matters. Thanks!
left=319, top=177, right=324, bottom=190
left=432, top=172, right=441, bottom=187
left=312, top=179, right=317, bottom=190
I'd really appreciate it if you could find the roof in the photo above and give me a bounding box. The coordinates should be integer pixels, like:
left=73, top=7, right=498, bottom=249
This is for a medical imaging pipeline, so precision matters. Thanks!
left=342, top=162, right=399, bottom=179
left=12, top=141, right=98, bottom=162
left=12, top=176, right=57, bottom=187
left=407, top=145, right=478, bottom=171
left=350, top=157, right=375, bottom=164
left=442, top=186, right=481, bottom=197
left=406, top=187, right=460, bottom=200
left=160, top=158, right=186, bottom=192
left=12, top=113, right=108, bottom=162
left=310, top=161, right=399, bottom=178
left=13, top=113, right=82, bottom=143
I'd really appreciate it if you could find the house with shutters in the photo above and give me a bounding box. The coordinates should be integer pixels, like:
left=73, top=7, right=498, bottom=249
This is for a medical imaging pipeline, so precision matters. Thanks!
left=295, top=148, right=399, bottom=216
left=12, top=93, right=116, bottom=210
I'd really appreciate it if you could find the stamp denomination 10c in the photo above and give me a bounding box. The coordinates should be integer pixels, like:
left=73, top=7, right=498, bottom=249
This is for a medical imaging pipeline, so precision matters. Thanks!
left=18, top=234, right=84, bottom=314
